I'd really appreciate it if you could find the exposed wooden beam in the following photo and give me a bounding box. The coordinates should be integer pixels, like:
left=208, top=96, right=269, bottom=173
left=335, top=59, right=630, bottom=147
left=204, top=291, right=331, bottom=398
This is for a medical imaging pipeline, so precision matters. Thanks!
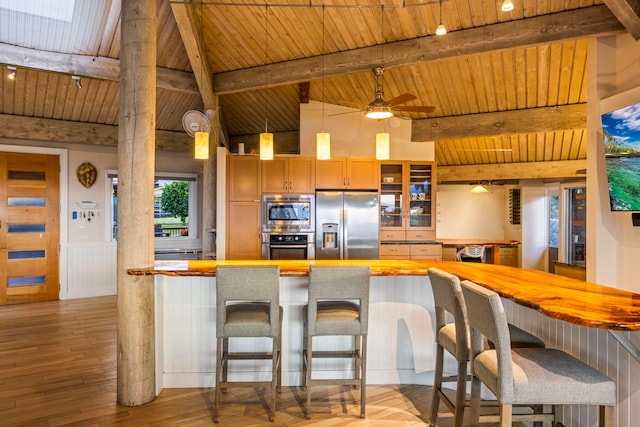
left=438, top=160, right=587, bottom=182
left=170, top=2, right=216, bottom=109
left=212, top=5, right=623, bottom=94
left=412, top=104, right=586, bottom=141
left=0, top=43, right=198, bottom=94
left=603, top=0, right=640, bottom=40
left=0, top=114, right=190, bottom=151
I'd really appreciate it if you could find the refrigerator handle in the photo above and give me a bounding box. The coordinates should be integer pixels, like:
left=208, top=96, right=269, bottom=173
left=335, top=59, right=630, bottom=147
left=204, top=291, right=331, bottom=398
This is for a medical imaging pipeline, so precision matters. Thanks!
left=342, top=208, right=348, bottom=259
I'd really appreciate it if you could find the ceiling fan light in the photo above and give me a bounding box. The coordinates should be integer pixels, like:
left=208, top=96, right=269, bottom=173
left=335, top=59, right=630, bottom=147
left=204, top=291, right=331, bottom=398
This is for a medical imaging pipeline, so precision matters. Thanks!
left=436, top=23, right=447, bottom=36
left=366, top=110, right=394, bottom=119
left=501, top=0, right=514, bottom=12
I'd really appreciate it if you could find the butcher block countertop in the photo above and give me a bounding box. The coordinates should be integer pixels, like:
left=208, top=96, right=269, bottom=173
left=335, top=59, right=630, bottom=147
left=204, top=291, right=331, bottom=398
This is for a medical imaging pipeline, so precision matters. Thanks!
left=129, top=259, right=640, bottom=331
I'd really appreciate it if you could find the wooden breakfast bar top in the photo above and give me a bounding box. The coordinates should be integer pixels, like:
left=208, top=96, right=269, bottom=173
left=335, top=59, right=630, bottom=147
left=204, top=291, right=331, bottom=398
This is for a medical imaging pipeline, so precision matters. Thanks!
left=129, top=259, right=640, bottom=332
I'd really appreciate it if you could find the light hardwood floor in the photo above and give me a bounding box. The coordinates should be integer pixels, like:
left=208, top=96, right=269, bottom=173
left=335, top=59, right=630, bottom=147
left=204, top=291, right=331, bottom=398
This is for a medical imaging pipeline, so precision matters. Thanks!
left=0, top=296, right=518, bottom=426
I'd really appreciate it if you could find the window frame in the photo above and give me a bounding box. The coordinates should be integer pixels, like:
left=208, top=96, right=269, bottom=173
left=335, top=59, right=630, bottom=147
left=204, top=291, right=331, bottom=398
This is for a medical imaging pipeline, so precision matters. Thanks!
left=106, top=170, right=199, bottom=243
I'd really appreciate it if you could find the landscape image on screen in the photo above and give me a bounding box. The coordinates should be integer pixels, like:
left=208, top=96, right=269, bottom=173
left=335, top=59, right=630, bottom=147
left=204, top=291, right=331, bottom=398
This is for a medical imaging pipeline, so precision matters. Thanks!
left=601, top=101, right=640, bottom=211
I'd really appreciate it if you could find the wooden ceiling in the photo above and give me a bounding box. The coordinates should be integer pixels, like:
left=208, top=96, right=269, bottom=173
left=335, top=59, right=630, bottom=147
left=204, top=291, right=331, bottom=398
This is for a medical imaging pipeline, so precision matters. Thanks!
left=0, top=0, right=637, bottom=179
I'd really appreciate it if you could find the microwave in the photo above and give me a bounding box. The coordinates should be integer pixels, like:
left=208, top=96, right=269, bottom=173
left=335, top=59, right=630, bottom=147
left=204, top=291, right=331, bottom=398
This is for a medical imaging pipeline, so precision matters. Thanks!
left=262, top=194, right=315, bottom=232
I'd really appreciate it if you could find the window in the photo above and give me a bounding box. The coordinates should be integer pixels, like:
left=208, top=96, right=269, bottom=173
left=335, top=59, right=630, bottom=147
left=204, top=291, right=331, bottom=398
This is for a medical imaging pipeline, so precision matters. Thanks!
left=565, top=186, right=586, bottom=267
left=109, top=171, right=198, bottom=241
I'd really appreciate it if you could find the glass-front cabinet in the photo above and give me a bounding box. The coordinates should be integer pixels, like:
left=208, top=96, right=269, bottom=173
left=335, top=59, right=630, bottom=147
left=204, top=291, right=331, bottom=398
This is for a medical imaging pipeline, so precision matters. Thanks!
left=380, top=161, right=436, bottom=241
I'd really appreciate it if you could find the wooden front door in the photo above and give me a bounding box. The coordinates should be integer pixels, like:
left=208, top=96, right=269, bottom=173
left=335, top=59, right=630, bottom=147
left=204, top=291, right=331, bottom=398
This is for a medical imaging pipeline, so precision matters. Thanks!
left=0, top=152, right=60, bottom=304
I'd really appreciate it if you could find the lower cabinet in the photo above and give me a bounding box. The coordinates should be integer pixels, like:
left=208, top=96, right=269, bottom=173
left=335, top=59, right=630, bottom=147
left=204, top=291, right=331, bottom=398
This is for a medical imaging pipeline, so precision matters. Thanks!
left=379, top=243, right=442, bottom=260
left=227, top=201, right=261, bottom=259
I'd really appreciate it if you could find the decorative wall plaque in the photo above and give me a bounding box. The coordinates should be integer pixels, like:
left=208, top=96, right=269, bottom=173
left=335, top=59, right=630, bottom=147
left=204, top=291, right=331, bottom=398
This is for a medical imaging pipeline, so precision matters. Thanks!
left=77, top=162, right=97, bottom=188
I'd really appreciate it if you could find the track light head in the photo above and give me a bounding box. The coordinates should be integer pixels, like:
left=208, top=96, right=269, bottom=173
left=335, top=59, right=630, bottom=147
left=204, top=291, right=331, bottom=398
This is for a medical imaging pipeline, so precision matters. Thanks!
left=72, top=75, right=82, bottom=89
left=7, top=65, right=16, bottom=79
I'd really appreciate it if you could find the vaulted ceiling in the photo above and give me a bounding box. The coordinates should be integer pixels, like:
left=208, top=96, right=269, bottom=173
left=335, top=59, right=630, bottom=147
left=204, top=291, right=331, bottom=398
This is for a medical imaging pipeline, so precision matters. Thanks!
left=1, top=0, right=638, bottom=180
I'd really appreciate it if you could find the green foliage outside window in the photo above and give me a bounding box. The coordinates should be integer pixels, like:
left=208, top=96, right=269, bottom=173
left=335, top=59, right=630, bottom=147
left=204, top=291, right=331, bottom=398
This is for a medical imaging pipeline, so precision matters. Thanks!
left=161, top=181, right=189, bottom=223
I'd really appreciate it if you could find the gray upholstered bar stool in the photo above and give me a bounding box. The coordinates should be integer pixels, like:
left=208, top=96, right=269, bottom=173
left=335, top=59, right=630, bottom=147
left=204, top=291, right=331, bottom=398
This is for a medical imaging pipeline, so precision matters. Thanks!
left=214, top=265, right=282, bottom=423
left=461, top=279, right=616, bottom=427
left=427, top=267, right=546, bottom=427
left=301, top=265, right=370, bottom=419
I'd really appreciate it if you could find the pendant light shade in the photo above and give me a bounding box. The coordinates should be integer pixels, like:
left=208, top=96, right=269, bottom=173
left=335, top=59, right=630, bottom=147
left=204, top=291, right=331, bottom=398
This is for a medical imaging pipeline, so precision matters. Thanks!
left=260, top=132, right=274, bottom=160
left=471, top=184, right=489, bottom=193
left=194, top=131, right=209, bottom=160
left=501, top=0, right=514, bottom=11
left=435, top=0, right=446, bottom=35
left=376, top=132, right=390, bottom=160
left=316, top=132, right=331, bottom=160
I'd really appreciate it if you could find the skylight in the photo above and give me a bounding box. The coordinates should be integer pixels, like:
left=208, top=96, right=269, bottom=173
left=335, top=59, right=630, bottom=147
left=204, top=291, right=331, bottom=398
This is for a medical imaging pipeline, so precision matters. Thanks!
left=0, top=0, right=75, bottom=22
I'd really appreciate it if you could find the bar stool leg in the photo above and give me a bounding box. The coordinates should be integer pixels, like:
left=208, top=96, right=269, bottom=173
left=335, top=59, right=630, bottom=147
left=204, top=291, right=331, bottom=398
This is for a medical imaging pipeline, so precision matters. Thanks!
left=214, top=337, right=222, bottom=423
left=430, top=344, right=444, bottom=426
left=305, top=334, right=313, bottom=419
left=360, top=335, right=367, bottom=419
left=453, top=360, right=467, bottom=427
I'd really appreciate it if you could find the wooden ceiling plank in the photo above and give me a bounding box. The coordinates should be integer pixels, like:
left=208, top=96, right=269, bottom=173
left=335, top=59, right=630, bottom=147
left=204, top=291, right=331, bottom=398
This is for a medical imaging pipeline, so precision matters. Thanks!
left=212, top=5, right=623, bottom=94
left=557, top=41, right=577, bottom=105
left=536, top=44, right=551, bottom=106
left=569, top=40, right=589, bottom=104
left=546, top=42, right=563, bottom=105
left=603, top=0, right=640, bottom=40
left=525, top=46, right=538, bottom=109
left=490, top=51, right=508, bottom=111
left=412, top=103, right=586, bottom=141
left=0, top=42, right=198, bottom=95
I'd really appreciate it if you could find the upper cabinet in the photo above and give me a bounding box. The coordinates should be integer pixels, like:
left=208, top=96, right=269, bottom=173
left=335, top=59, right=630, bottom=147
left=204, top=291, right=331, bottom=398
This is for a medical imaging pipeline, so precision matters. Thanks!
left=262, top=157, right=315, bottom=194
left=315, top=158, right=379, bottom=190
left=228, top=155, right=261, bottom=201
left=379, top=161, right=436, bottom=241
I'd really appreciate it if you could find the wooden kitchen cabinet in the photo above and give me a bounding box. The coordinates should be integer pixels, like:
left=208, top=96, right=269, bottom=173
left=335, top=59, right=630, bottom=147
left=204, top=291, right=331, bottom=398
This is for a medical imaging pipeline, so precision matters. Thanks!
left=315, top=157, right=378, bottom=190
left=379, top=161, right=436, bottom=241
left=379, top=242, right=442, bottom=260
left=227, top=155, right=261, bottom=259
left=262, top=156, right=315, bottom=193
left=227, top=201, right=261, bottom=259
left=228, top=155, right=261, bottom=201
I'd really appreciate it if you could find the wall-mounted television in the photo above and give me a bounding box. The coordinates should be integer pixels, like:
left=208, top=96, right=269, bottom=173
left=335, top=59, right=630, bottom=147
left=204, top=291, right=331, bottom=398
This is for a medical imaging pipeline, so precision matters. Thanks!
left=601, top=86, right=640, bottom=211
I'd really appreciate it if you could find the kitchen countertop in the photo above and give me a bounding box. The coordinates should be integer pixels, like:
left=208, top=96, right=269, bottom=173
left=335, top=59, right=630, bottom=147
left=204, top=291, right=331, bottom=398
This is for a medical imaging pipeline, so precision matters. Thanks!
left=129, top=259, right=640, bottom=331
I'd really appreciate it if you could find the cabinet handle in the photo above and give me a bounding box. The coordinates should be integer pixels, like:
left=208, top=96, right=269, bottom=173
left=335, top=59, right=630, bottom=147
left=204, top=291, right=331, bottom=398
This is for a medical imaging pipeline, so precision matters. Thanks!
left=348, top=177, right=351, bottom=186
left=343, top=177, right=347, bottom=186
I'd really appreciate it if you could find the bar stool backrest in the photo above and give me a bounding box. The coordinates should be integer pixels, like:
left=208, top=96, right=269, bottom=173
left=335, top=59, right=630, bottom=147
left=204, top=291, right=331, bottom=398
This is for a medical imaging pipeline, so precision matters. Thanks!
left=215, top=265, right=281, bottom=338
left=460, top=280, right=515, bottom=402
left=307, top=265, right=370, bottom=336
left=428, top=267, right=470, bottom=361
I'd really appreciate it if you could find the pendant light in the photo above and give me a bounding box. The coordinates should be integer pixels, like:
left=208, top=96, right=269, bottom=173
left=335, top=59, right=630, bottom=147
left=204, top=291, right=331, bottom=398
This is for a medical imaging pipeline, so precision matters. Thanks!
left=316, top=4, right=331, bottom=160
left=501, top=0, right=514, bottom=12
left=470, top=183, right=489, bottom=193
left=376, top=131, right=390, bottom=160
left=435, top=0, right=446, bottom=35
left=260, top=4, right=274, bottom=161
left=374, top=6, right=390, bottom=161
left=194, top=1, right=210, bottom=160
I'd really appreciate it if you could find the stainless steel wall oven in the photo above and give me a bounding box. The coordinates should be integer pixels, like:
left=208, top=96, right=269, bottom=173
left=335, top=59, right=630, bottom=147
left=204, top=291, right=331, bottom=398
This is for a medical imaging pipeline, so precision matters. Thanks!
left=262, top=194, right=315, bottom=260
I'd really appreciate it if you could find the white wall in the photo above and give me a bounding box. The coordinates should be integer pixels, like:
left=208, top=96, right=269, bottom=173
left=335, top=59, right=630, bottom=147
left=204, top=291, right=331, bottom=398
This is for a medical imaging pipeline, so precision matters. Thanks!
left=520, top=181, right=547, bottom=271
left=588, top=34, right=640, bottom=293
left=300, top=101, right=435, bottom=160
left=1, top=138, right=201, bottom=299
left=435, top=184, right=507, bottom=240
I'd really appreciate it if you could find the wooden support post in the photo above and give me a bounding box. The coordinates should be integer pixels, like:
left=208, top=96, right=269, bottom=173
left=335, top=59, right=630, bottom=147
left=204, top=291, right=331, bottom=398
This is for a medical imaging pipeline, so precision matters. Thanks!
left=202, top=107, right=218, bottom=259
left=116, top=0, right=156, bottom=406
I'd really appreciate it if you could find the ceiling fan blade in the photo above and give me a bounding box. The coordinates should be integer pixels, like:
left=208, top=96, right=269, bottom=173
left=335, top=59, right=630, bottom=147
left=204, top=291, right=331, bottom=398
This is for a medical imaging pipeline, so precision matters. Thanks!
left=394, top=105, right=435, bottom=113
left=328, top=110, right=362, bottom=117
left=387, top=93, right=417, bottom=106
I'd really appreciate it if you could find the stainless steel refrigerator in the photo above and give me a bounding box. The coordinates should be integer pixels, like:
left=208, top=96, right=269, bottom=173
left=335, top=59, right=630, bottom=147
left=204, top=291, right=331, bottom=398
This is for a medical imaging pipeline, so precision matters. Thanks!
left=315, top=191, right=379, bottom=260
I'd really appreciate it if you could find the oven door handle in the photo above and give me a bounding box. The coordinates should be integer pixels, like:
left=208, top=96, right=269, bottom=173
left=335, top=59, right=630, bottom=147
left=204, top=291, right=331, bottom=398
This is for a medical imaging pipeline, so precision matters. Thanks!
left=269, top=244, right=308, bottom=249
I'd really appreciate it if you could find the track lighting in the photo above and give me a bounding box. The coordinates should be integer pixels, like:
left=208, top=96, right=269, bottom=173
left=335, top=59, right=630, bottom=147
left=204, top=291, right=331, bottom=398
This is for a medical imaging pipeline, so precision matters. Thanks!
left=501, top=0, right=514, bottom=12
left=7, top=65, right=16, bottom=79
left=72, top=75, right=82, bottom=89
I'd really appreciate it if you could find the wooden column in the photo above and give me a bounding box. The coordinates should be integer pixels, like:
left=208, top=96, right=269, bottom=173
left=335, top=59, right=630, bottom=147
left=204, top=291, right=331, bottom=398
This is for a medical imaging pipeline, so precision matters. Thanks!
left=202, top=107, right=218, bottom=259
left=116, top=0, right=156, bottom=406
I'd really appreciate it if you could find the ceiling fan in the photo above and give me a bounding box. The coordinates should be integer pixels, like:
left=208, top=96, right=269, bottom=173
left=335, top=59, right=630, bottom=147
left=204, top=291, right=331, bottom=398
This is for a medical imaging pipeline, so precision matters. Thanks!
left=333, top=66, right=435, bottom=119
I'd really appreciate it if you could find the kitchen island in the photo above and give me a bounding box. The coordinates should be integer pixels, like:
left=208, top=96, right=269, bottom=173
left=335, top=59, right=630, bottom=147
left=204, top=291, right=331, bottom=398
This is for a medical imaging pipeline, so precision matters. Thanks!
left=130, top=259, right=640, bottom=395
